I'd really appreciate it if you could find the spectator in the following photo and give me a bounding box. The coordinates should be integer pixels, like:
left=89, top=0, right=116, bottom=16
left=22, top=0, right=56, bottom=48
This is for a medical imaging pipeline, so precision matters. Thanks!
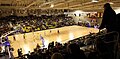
left=51, top=53, right=64, bottom=59
left=116, top=13, right=120, bottom=42
left=99, top=3, right=117, bottom=32
left=67, top=43, right=87, bottom=59
left=17, top=48, right=22, bottom=57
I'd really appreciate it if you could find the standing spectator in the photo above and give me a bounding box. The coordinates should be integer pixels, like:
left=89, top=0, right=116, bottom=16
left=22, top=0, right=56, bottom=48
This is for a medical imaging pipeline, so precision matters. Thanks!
left=99, top=3, right=117, bottom=32
left=99, top=3, right=118, bottom=59
left=116, top=13, right=120, bottom=42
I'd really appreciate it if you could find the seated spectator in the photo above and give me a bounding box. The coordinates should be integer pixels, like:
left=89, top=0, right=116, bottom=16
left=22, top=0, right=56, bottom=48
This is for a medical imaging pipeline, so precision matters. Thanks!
left=51, top=52, right=64, bottom=59
left=67, top=43, right=87, bottom=59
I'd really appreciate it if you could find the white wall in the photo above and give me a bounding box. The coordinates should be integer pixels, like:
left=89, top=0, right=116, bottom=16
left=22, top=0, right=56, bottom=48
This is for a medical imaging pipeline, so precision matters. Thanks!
left=65, top=11, right=90, bottom=24
left=69, top=14, right=89, bottom=24
left=65, top=10, right=102, bottom=25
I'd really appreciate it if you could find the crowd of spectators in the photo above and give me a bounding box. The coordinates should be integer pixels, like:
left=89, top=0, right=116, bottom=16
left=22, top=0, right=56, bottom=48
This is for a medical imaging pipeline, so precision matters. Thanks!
left=77, top=19, right=99, bottom=28
left=0, top=15, right=75, bottom=36
left=15, top=31, right=118, bottom=59
left=16, top=42, right=87, bottom=59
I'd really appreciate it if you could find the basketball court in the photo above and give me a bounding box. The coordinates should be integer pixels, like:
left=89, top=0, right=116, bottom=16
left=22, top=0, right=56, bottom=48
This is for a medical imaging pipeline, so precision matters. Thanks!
left=8, top=25, right=99, bottom=57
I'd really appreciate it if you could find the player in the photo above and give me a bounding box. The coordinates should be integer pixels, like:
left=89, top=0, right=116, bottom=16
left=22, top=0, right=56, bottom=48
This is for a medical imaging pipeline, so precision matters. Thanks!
left=50, top=30, right=52, bottom=33
left=57, top=30, right=60, bottom=34
left=40, top=34, right=45, bottom=47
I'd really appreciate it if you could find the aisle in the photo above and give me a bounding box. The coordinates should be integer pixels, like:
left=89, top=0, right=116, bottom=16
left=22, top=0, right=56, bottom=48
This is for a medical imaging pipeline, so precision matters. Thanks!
left=8, top=25, right=99, bottom=57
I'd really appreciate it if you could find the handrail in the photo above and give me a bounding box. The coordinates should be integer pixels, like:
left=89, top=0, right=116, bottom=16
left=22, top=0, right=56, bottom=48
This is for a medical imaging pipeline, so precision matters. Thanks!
left=94, top=31, right=119, bottom=59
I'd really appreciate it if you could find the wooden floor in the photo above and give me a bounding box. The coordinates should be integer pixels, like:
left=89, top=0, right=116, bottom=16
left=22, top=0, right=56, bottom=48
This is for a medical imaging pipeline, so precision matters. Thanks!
left=8, top=25, right=99, bottom=57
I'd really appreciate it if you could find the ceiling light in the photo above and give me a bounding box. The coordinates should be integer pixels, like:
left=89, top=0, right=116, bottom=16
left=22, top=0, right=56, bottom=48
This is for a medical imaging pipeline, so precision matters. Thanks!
left=92, top=0, right=99, bottom=2
left=39, top=6, right=41, bottom=8
left=50, top=4, right=54, bottom=8
left=109, top=2, right=114, bottom=4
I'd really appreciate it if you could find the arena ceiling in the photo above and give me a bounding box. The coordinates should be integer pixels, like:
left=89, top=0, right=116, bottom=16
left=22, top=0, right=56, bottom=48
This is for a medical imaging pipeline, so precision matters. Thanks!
left=0, top=0, right=120, bottom=12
